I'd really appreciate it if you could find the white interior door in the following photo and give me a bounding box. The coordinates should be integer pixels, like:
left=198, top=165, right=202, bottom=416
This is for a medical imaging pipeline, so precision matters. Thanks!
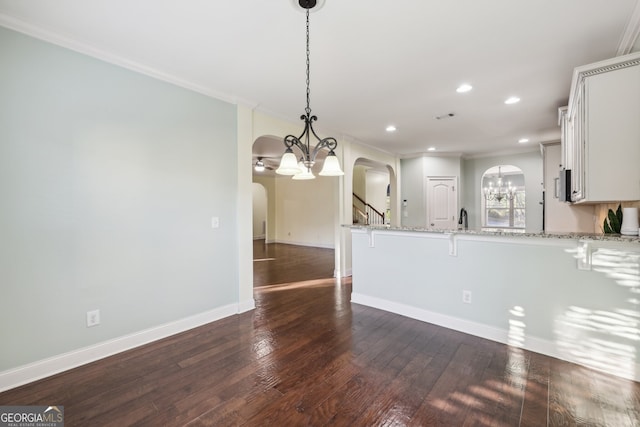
left=426, top=177, right=457, bottom=229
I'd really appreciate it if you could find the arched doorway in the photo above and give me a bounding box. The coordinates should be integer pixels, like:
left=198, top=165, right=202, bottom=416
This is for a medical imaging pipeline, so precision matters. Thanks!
left=352, top=158, right=395, bottom=226
left=252, top=183, right=267, bottom=240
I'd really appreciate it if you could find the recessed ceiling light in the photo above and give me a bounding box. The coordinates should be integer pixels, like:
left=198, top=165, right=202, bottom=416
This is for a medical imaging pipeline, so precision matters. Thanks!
left=427, top=147, right=436, bottom=152
left=456, top=84, right=473, bottom=93
left=505, top=96, right=521, bottom=105
left=518, top=138, right=529, bottom=144
left=386, top=125, right=397, bottom=132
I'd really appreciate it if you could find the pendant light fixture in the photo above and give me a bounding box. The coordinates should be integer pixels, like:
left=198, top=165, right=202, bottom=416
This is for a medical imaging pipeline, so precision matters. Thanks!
left=276, top=0, right=344, bottom=178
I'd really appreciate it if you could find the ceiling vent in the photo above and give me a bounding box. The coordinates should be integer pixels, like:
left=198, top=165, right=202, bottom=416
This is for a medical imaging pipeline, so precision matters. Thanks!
left=435, top=113, right=456, bottom=120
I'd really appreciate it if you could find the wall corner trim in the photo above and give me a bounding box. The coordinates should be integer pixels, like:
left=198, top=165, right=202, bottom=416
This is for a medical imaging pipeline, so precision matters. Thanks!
left=238, top=299, right=256, bottom=313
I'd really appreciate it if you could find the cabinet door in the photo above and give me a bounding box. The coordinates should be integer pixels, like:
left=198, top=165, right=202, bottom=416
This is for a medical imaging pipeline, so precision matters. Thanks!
left=558, top=107, right=569, bottom=170
left=570, top=82, right=585, bottom=202
left=584, top=65, right=640, bottom=201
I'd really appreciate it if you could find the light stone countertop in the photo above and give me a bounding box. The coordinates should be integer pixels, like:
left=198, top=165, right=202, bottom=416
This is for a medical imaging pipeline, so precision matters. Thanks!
left=346, top=224, right=640, bottom=243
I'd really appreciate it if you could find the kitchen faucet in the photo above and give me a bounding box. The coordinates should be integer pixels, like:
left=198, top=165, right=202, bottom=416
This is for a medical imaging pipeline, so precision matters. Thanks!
left=458, top=208, right=468, bottom=230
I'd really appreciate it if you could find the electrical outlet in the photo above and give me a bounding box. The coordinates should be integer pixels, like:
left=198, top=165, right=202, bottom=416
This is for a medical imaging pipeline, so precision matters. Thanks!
left=86, top=309, right=100, bottom=327
left=462, top=290, right=472, bottom=304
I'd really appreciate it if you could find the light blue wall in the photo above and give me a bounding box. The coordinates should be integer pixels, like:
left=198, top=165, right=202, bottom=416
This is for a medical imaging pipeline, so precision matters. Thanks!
left=352, top=230, right=640, bottom=381
left=400, top=155, right=462, bottom=228
left=462, top=150, right=543, bottom=232
left=400, top=157, right=425, bottom=227
left=0, top=27, right=238, bottom=370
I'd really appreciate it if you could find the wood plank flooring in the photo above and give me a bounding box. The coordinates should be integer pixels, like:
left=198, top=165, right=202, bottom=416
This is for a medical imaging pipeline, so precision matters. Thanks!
left=1, top=243, right=639, bottom=426
left=252, top=239, right=335, bottom=287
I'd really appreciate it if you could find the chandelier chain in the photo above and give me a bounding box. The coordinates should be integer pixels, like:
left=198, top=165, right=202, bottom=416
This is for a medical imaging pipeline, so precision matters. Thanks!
left=275, top=0, right=343, bottom=177
left=305, top=7, right=311, bottom=115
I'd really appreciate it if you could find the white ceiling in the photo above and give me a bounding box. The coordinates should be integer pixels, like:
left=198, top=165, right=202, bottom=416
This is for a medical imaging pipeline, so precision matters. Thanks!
left=1, top=0, right=639, bottom=159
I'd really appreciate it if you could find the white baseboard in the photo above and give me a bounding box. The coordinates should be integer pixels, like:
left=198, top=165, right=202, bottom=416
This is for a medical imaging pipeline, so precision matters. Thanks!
left=334, top=269, right=352, bottom=279
left=351, top=292, right=640, bottom=383
left=274, top=239, right=334, bottom=249
left=0, top=302, right=253, bottom=392
left=237, top=298, right=255, bottom=313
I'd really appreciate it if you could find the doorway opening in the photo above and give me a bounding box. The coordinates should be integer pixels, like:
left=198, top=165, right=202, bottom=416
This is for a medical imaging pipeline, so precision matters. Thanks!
left=352, top=158, right=393, bottom=226
left=251, top=136, right=337, bottom=287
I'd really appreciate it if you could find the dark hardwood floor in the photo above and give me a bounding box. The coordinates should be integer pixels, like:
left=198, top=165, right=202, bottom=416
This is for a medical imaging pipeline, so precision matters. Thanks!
left=2, top=243, right=640, bottom=425
left=252, top=239, right=335, bottom=287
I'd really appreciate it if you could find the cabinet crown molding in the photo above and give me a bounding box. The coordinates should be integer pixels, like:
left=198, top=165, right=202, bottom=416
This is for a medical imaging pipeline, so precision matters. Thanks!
left=569, top=52, right=640, bottom=113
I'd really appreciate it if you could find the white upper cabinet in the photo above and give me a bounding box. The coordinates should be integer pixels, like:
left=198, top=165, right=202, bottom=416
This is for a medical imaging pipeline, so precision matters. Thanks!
left=564, top=52, right=640, bottom=203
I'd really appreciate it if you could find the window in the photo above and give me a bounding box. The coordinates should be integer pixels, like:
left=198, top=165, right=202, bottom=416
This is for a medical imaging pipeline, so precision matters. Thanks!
left=482, top=165, right=525, bottom=229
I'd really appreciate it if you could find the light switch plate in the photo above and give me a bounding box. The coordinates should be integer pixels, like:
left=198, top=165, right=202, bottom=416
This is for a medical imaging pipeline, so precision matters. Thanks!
left=211, top=217, right=220, bottom=228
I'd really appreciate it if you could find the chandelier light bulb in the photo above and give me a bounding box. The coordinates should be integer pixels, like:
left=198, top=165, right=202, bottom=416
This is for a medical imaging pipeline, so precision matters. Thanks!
left=293, top=160, right=315, bottom=180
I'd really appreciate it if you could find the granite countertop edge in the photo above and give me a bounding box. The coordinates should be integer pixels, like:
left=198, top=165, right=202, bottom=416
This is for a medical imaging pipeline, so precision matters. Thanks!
left=345, top=225, right=640, bottom=243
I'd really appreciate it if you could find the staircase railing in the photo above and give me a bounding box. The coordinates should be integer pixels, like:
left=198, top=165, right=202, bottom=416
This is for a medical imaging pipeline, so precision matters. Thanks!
left=353, top=193, right=385, bottom=225
left=353, top=205, right=368, bottom=224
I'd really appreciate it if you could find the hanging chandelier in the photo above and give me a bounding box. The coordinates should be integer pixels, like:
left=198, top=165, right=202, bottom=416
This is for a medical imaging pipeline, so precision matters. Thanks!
left=483, top=166, right=515, bottom=202
left=276, top=0, right=344, bottom=179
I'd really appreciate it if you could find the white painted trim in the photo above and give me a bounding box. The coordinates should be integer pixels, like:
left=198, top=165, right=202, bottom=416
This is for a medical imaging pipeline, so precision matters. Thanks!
left=351, top=227, right=580, bottom=249
left=274, top=239, right=334, bottom=249
left=352, top=292, right=508, bottom=344
left=371, top=229, right=452, bottom=241
left=0, top=14, right=256, bottom=107
left=351, top=292, right=640, bottom=382
left=617, top=0, right=640, bottom=56
left=237, top=298, right=256, bottom=313
left=351, top=228, right=368, bottom=234
left=0, top=303, right=244, bottom=392
left=332, top=267, right=352, bottom=279
left=462, top=146, right=540, bottom=160
left=449, top=233, right=457, bottom=256
left=453, top=233, right=576, bottom=248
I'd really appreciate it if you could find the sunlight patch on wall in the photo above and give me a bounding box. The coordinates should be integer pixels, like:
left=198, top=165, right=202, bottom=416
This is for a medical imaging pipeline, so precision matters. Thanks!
left=508, top=306, right=526, bottom=348
left=556, top=245, right=640, bottom=380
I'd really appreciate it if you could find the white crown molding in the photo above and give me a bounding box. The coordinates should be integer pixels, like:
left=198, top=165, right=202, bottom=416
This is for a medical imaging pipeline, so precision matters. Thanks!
left=400, top=151, right=464, bottom=160
left=0, top=13, right=255, bottom=107
left=617, top=0, right=640, bottom=55
left=462, top=145, right=541, bottom=160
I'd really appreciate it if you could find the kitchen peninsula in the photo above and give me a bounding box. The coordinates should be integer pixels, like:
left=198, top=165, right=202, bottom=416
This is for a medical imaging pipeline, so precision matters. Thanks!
left=350, top=225, right=640, bottom=381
